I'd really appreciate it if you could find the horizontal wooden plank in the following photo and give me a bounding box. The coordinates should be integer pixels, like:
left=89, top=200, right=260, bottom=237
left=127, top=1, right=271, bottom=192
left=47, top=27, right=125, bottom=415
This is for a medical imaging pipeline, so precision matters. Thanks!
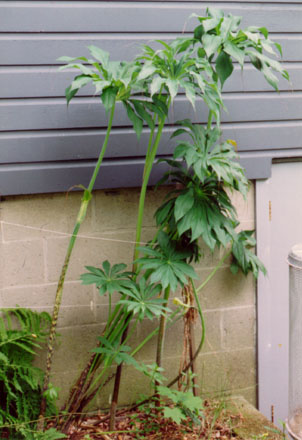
left=1, top=121, right=301, bottom=164
left=2, top=148, right=302, bottom=196
left=2, top=2, right=302, bottom=32
left=0, top=63, right=298, bottom=99
left=1, top=33, right=301, bottom=66
left=1, top=93, right=301, bottom=132
left=0, top=159, right=169, bottom=196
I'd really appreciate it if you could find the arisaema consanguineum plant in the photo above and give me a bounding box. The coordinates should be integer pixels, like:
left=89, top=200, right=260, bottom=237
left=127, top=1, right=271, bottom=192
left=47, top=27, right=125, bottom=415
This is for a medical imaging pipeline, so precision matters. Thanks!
left=37, top=7, right=288, bottom=433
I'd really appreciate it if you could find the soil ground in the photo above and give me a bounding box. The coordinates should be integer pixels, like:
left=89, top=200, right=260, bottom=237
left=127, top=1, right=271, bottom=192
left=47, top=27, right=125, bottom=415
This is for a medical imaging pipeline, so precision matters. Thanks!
left=61, top=398, right=283, bottom=440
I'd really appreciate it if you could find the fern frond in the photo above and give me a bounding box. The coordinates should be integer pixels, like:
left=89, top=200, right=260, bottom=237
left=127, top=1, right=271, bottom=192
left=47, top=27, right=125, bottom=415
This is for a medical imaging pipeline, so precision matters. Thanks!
left=0, top=307, right=56, bottom=439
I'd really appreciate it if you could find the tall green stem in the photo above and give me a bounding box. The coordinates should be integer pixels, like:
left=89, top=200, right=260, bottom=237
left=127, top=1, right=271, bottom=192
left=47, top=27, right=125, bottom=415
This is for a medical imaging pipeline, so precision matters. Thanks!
left=207, top=110, right=213, bottom=131
left=133, top=116, right=167, bottom=270
left=155, top=287, right=170, bottom=370
left=109, top=103, right=170, bottom=428
left=38, top=102, right=116, bottom=427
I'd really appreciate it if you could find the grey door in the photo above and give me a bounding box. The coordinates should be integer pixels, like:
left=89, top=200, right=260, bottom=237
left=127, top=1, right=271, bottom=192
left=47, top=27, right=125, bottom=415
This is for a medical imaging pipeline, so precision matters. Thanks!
left=256, top=160, right=302, bottom=424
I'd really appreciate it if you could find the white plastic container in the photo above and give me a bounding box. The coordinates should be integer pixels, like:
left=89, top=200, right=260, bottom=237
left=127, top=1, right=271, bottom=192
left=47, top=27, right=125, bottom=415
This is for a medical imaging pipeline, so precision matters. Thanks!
left=287, top=244, right=302, bottom=439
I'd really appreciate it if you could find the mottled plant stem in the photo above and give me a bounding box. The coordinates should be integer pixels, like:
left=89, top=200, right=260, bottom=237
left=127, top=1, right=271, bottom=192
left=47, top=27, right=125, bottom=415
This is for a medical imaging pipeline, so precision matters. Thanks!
left=156, top=287, right=170, bottom=370
left=109, top=110, right=169, bottom=428
left=38, top=102, right=116, bottom=430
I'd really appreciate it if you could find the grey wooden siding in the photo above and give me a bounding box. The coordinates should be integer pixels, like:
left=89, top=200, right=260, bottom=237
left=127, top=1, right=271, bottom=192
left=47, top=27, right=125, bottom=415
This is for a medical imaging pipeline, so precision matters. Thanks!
left=1, top=1, right=301, bottom=195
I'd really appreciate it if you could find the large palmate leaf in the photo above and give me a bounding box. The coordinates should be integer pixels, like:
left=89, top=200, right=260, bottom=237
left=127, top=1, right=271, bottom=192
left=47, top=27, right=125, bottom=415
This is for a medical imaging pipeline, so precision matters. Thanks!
left=136, top=232, right=197, bottom=292
left=158, top=386, right=204, bottom=425
left=155, top=148, right=240, bottom=253
left=92, top=337, right=137, bottom=367
left=172, top=120, right=249, bottom=196
left=118, top=278, right=169, bottom=321
left=80, top=260, right=133, bottom=295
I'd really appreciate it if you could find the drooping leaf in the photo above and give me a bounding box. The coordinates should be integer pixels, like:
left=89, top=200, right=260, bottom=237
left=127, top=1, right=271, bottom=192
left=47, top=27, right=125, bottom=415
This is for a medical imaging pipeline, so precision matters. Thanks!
left=65, top=85, right=79, bottom=105
left=101, top=86, right=117, bottom=113
left=223, top=40, right=245, bottom=67
left=215, top=51, right=234, bottom=87
left=131, top=99, right=155, bottom=130
left=123, top=101, right=143, bottom=139
left=174, top=188, right=195, bottom=222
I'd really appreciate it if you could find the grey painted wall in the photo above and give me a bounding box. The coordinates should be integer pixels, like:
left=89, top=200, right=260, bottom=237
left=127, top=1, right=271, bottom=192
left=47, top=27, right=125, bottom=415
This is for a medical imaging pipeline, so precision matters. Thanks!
left=1, top=1, right=301, bottom=195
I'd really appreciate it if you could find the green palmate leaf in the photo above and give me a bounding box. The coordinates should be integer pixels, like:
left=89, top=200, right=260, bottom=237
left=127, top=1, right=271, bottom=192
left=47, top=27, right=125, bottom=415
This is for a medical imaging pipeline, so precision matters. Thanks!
left=163, top=407, right=185, bottom=424
left=93, top=338, right=137, bottom=367
left=136, top=232, right=197, bottom=291
left=119, top=278, right=169, bottom=321
left=215, top=51, right=234, bottom=87
left=158, top=386, right=203, bottom=425
left=80, top=260, right=133, bottom=295
left=136, top=363, right=166, bottom=386
left=123, top=101, right=143, bottom=139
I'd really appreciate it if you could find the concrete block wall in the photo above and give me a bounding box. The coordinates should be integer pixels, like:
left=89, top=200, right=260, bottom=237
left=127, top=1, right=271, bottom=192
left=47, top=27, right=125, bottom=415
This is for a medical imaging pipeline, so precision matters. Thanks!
left=0, top=184, right=257, bottom=408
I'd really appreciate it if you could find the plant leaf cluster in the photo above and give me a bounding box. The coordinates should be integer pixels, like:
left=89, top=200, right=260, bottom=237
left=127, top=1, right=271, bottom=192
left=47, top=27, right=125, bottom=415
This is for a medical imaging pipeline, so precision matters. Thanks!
left=154, top=118, right=266, bottom=279
left=58, top=46, right=171, bottom=140
left=192, top=7, right=288, bottom=90
left=137, top=38, right=223, bottom=122
left=0, top=308, right=57, bottom=439
left=231, top=230, right=267, bottom=278
left=157, top=385, right=203, bottom=426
